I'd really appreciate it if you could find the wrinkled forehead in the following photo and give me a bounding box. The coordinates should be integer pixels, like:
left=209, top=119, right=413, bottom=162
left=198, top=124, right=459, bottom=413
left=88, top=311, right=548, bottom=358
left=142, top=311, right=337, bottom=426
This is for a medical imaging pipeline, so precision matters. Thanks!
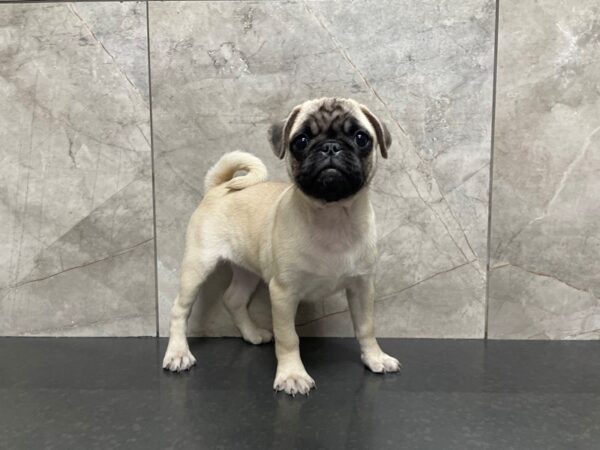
left=290, top=98, right=375, bottom=138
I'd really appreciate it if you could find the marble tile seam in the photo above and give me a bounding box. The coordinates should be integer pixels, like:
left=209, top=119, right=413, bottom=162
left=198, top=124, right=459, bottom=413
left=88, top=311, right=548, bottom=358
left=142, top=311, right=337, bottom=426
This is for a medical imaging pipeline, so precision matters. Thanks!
left=145, top=0, right=160, bottom=338
left=484, top=0, right=500, bottom=340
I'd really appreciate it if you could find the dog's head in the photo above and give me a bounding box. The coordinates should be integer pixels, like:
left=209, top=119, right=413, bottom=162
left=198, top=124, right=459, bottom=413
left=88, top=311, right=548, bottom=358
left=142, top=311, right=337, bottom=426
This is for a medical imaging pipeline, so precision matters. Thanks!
left=268, top=97, right=392, bottom=203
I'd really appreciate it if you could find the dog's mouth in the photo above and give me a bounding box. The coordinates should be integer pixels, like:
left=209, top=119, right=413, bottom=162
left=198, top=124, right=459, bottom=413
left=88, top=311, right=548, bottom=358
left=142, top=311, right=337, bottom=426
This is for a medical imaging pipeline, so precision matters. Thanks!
left=314, top=167, right=349, bottom=188
left=314, top=161, right=347, bottom=179
left=295, top=154, right=365, bottom=202
left=318, top=166, right=342, bottom=176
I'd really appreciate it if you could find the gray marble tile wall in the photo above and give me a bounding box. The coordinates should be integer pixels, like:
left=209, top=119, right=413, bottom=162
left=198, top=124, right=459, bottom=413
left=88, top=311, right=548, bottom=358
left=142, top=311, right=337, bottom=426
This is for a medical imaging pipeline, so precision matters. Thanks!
left=488, top=0, right=600, bottom=339
left=150, top=0, right=494, bottom=338
left=0, top=0, right=596, bottom=339
left=0, top=2, right=156, bottom=336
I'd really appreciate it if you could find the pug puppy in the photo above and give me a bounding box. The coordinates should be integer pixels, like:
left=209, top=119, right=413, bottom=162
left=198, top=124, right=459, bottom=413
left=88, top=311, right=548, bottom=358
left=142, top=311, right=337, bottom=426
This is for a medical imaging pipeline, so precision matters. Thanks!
left=163, top=97, right=401, bottom=396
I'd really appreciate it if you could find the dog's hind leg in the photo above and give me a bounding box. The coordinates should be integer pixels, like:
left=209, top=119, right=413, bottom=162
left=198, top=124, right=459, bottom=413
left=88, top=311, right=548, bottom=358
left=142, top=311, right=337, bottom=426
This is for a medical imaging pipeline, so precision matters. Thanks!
left=223, top=264, right=273, bottom=345
left=163, top=238, right=218, bottom=372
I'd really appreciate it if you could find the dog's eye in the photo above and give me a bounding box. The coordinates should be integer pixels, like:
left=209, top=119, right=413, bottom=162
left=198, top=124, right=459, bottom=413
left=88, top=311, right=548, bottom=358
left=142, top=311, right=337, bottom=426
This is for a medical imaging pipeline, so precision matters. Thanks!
left=291, top=134, right=309, bottom=151
left=354, top=132, right=370, bottom=148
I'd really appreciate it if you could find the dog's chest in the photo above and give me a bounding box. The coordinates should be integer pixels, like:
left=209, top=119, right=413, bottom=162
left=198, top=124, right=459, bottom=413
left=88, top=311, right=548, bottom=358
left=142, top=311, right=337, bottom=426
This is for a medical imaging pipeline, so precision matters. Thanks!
left=294, top=229, right=376, bottom=299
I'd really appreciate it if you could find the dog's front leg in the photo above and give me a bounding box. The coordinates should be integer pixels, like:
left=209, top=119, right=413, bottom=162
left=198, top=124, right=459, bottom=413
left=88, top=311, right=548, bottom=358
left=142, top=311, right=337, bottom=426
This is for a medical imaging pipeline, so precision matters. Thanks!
left=269, top=278, right=315, bottom=396
left=346, top=276, right=401, bottom=373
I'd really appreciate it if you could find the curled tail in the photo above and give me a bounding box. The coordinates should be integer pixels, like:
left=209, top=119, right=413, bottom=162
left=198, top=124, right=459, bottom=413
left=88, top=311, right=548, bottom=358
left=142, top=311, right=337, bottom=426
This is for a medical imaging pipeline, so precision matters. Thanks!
left=204, top=151, right=268, bottom=191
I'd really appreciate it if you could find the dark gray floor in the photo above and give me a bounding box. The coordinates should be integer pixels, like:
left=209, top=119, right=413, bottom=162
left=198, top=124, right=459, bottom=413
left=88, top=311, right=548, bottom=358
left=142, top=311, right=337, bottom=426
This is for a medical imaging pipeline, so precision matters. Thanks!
left=1, top=338, right=599, bottom=450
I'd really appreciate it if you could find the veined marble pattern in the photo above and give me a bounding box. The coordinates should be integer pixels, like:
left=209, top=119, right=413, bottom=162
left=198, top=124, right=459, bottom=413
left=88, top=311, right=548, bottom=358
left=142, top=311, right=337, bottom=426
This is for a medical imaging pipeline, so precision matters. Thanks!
left=150, top=1, right=494, bottom=337
left=488, top=0, right=600, bottom=339
left=0, top=3, right=155, bottom=336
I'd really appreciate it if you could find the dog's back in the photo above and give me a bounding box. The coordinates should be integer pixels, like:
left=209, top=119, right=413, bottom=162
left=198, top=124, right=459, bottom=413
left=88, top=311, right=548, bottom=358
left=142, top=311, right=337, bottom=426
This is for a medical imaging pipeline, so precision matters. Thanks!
left=193, top=151, right=289, bottom=274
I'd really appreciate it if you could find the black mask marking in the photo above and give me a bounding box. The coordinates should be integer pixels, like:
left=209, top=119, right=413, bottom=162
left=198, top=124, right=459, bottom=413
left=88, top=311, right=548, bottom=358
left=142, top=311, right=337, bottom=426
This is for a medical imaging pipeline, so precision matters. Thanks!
left=289, top=99, right=373, bottom=202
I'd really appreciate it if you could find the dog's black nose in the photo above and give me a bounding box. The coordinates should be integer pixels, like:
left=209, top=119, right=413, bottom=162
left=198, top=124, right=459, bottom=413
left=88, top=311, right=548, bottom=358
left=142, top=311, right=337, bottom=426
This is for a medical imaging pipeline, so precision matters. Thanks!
left=320, top=141, right=342, bottom=156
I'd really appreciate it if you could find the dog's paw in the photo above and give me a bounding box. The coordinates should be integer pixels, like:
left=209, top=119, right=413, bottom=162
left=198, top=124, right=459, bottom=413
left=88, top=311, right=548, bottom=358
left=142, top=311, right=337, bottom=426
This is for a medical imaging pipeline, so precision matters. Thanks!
left=273, top=370, right=316, bottom=396
left=242, top=327, right=273, bottom=345
left=362, top=352, right=401, bottom=374
left=162, top=348, right=197, bottom=372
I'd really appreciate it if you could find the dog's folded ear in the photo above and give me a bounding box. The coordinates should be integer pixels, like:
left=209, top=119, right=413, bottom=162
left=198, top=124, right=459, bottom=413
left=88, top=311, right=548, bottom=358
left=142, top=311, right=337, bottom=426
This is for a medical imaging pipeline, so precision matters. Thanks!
left=268, top=106, right=301, bottom=159
left=359, top=105, right=392, bottom=159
